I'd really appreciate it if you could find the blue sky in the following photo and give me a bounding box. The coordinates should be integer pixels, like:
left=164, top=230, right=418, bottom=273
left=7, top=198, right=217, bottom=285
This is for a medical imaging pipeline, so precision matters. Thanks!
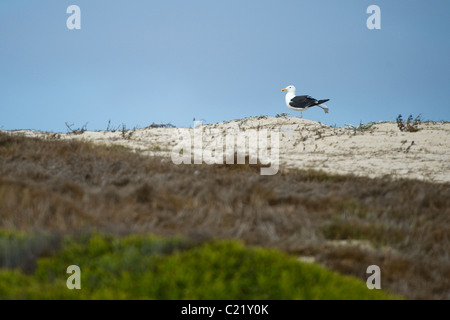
left=1, top=0, right=449, bottom=132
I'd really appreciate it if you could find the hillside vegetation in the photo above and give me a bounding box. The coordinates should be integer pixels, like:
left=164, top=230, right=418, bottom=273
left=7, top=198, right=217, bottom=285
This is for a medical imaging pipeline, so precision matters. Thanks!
left=0, top=232, right=397, bottom=299
left=0, top=131, right=449, bottom=299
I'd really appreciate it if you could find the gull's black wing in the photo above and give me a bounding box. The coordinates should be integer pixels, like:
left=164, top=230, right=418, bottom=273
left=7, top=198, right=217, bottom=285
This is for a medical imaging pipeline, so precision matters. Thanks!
left=289, top=95, right=318, bottom=109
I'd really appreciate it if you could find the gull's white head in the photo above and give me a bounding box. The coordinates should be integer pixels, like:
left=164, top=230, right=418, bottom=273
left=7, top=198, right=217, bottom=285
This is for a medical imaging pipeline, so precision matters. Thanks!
left=281, top=85, right=296, bottom=93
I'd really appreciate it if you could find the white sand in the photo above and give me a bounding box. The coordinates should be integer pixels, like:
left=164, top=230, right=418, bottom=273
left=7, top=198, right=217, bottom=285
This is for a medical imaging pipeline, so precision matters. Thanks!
left=4, top=117, right=450, bottom=183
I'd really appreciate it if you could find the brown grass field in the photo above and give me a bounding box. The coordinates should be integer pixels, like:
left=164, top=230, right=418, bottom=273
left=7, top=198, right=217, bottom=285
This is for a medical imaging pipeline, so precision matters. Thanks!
left=0, top=131, right=449, bottom=299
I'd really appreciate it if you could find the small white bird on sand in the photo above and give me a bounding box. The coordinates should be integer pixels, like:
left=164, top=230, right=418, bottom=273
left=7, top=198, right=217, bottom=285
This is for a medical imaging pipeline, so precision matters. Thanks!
left=281, top=85, right=329, bottom=118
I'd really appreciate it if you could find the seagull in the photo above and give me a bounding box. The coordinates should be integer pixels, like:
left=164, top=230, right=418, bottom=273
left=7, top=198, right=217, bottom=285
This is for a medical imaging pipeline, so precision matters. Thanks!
left=281, top=85, right=329, bottom=118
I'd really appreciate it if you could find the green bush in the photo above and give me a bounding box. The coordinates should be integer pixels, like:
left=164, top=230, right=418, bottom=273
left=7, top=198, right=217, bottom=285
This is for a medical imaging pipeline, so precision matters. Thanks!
left=0, top=232, right=399, bottom=299
left=0, top=230, right=60, bottom=272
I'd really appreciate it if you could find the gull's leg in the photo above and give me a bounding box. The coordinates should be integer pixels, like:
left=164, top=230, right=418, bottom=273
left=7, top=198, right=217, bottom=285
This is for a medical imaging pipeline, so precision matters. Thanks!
left=318, top=104, right=329, bottom=114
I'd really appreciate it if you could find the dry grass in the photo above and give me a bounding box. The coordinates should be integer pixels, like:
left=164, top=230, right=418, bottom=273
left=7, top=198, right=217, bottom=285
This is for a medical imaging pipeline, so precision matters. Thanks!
left=396, top=114, right=421, bottom=132
left=0, top=131, right=449, bottom=299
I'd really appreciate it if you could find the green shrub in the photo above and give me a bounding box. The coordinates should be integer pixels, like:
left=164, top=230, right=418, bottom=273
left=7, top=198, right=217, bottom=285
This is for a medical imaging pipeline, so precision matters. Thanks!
left=0, top=233, right=399, bottom=300
left=0, top=230, right=60, bottom=273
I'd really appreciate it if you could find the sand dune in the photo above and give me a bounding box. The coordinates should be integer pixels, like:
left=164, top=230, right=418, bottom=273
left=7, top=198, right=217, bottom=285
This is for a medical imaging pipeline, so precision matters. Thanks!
left=5, top=117, right=450, bottom=183
left=2, top=118, right=450, bottom=299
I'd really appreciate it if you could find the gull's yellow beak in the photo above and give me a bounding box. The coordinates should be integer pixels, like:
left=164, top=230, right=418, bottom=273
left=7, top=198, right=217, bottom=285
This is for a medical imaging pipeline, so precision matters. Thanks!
left=281, top=88, right=287, bottom=92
